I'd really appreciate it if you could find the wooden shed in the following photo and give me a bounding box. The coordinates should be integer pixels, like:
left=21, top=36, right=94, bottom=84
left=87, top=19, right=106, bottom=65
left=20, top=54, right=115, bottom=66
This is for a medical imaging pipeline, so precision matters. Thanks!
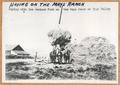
left=5, top=45, right=30, bottom=57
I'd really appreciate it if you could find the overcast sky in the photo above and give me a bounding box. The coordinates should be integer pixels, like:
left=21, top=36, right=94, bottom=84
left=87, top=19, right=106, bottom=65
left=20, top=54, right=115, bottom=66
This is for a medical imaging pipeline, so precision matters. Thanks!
left=3, top=2, right=118, bottom=56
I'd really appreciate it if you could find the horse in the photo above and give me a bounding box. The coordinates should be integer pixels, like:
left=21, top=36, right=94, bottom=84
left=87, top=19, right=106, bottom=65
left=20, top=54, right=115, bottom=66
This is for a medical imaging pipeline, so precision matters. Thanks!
left=50, top=50, right=56, bottom=63
left=55, top=46, right=62, bottom=64
left=63, top=50, right=71, bottom=64
left=56, top=50, right=62, bottom=64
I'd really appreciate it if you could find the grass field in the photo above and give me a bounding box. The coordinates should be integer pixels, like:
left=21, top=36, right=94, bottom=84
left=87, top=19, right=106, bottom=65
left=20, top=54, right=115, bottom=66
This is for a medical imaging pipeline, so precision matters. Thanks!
left=5, top=58, right=116, bottom=80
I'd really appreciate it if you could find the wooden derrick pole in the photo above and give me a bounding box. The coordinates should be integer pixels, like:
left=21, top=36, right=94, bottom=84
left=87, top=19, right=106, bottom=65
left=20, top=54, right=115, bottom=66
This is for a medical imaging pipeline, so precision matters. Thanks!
left=59, top=6, right=63, bottom=25
left=58, top=6, right=63, bottom=29
left=35, top=52, right=37, bottom=62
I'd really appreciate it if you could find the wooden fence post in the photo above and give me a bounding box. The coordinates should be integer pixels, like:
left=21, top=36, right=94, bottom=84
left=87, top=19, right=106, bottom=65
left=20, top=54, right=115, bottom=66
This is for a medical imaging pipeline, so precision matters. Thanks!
left=35, top=52, right=37, bottom=62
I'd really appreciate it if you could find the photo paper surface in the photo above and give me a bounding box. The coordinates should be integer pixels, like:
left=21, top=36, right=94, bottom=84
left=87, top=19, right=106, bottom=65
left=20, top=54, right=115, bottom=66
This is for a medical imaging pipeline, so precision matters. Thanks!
left=2, top=2, right=118, bottom=83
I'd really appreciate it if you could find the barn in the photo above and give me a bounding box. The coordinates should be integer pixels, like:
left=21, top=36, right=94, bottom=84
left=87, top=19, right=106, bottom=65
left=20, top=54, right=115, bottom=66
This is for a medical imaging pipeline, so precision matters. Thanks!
left=5, top=45, right=30, bottom=57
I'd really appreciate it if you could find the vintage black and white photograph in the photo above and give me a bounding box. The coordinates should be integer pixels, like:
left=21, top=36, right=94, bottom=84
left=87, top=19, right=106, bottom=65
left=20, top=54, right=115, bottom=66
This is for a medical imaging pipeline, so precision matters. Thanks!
left=2, top=2, right=118, bottom=83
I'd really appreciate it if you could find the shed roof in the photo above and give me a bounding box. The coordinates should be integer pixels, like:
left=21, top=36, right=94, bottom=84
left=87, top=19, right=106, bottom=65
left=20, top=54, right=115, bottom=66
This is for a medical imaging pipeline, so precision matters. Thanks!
left=5, top=44, right=24, bottom=51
